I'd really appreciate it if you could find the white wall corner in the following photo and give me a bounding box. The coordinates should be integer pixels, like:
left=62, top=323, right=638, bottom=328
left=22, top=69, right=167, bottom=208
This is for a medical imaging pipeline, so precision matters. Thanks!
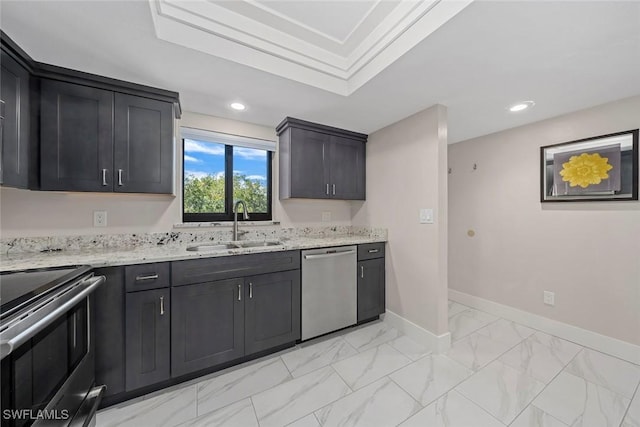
left=383, top=310, right=451, bottom=354
left=449, top=289, right=640, bottom=365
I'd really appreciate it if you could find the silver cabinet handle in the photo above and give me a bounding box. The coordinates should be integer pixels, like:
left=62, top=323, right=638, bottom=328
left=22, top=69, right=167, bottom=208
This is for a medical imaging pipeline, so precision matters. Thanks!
left=238, top=284, right=242, bottom=301
left=135, top=274, right=159, bottom=281
left=326, top=184, right=329, bottom=195
left=118, top=169, right=123, bottom=186
left=72, top=311, right=77, bottom=349
left=332, top=184, right=336, bottom=195
left=101, top=169, right=108, bottom=186
left=160, top=296, right=165, bottom=315
left=368, top=249, right=379, bottom=254
left=361, top=265, right=364, bottom=278
left=249, top=283, right=253, bottom=299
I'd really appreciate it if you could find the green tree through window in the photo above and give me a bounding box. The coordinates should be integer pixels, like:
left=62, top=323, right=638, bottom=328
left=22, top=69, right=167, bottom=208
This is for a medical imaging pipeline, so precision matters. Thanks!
left=182, top=138, right=272, bottom=222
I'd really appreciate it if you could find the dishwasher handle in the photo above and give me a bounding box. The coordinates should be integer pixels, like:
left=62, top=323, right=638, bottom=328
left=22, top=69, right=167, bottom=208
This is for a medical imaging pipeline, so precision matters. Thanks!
left=304, top=249, right=356, bottom=260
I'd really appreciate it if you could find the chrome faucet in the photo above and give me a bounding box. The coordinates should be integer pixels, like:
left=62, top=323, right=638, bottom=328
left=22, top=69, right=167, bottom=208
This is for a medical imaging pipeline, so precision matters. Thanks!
left=232, top=200, right=249, bottom=241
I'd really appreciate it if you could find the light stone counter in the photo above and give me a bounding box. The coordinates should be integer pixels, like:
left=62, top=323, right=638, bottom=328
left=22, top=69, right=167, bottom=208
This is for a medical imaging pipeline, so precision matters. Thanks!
left=0, top=227, right=386, bottom=272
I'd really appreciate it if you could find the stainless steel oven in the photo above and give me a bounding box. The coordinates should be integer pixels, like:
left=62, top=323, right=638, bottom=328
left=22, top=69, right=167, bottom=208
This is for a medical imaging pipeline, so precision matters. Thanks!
left=1, top=266, right=106, bottom=427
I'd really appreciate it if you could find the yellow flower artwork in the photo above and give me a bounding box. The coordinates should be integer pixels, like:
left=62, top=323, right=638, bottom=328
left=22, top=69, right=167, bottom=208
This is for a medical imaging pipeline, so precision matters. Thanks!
left=559, top=152, right=613, bottom=188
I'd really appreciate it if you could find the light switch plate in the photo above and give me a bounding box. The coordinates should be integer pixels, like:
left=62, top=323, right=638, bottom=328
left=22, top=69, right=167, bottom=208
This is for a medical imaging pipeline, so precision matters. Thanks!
left=419, top=208, right=434, bottom=224
left=321, top=211, right=331, bottom=222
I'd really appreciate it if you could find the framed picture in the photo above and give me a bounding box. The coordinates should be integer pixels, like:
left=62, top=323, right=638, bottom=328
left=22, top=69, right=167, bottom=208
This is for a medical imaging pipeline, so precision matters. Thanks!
left=540, top=129, right=638, bottom=202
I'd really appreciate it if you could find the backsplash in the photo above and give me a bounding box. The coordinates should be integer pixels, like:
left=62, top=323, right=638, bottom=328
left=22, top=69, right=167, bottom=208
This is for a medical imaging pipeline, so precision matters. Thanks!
left=0, top=226, right=387, bottom=254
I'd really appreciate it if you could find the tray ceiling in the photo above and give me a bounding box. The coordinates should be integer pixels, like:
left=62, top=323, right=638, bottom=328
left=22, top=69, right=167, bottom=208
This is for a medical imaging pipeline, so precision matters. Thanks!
left=148, top=0, right=473, bottom=95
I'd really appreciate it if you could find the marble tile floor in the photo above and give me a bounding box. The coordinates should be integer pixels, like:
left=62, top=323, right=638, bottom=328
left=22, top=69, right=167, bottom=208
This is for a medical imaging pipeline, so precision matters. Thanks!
left=97, top=301, right=640, bottom=427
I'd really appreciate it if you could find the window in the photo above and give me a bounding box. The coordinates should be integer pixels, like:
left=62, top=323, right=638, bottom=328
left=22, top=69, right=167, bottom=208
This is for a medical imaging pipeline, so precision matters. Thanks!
left=181, top=128, right=274, bottom=222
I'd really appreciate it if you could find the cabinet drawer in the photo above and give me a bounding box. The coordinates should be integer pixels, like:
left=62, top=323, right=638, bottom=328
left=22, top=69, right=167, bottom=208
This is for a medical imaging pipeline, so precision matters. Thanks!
left=125, top=263, right=170, bottom=292
left=357, top=243, right=385, bottom=261
left=172, top=251, right=301, bottom=287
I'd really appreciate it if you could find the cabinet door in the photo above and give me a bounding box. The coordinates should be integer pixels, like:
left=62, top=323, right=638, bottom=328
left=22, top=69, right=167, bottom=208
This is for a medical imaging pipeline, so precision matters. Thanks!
left=114, top=94, right=173, bottom=194
left=245, top=270, right=301, bottom=355
left=329, top=136, right=365, bottom=200
left=289, top=128, right=330, bottom=198
left=94, top=267, right=125, bottom=398
left=0, top=50, right=30, bottom=188
left=40, top=79, right=113, bottom=191
left=171, top=279, right=244, bottom=377
left=125, top=288, right=170, bottom=391
left=357, top=258, right=385, bottom=322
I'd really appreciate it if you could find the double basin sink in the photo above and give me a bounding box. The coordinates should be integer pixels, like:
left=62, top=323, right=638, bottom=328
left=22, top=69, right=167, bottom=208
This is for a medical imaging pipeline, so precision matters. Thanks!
left=186, top=241, right=284, bottom=252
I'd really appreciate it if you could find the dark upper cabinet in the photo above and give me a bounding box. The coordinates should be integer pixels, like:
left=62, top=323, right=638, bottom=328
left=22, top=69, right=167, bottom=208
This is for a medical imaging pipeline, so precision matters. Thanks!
left=93, top=266, right=126, bottom=399
left=171, top=279, right=244, bottom=377
left=125, top=288, right=171, bottom=391
left=40, top=81, right=174, bottom=194
left=0, top=49, right=31, bottom=189
left=244, top=270, right=301, bottom=355
left=277, top=117, right=366, bottom=200
left=329, top=135, right=365, bottom=200
left=287, top=128, right=330, bottom=199
left=40, top=80, right=114, bottom=192
left=1, top=31, right=180, bottom=193
left=357, top=243, right=385, bottom=323
left=114, top=94, right=173, bottom=194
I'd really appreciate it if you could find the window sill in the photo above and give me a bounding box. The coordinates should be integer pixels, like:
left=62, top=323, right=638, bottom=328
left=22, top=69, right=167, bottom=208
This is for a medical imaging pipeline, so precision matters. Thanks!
left=174, top=221, right=280, bottom=229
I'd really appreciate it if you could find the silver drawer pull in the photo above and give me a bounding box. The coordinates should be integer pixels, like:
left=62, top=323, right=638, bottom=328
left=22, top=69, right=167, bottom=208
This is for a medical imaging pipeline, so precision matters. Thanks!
left=360, top=265, right=364, bottom=278
left=326, top=184, right=329, bottom=195
left=118, top=169, right=123, bottom=186
left=238, top=284, right=242, bottom=301
left=332, top=184, right=336, bottom=195
left=160, top=296, right=165, bottom=315
left=135, top=274, right=159, bottom=281
left=101, top=169, right=108, bottom=186
left=368, top=249, right=380, bottom=254
left=249, top=283, right=253, bottom=299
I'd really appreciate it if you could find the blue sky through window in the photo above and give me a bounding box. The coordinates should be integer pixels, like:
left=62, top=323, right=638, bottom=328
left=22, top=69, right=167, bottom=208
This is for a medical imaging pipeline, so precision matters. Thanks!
left=184, top=139, right=267, bottom=183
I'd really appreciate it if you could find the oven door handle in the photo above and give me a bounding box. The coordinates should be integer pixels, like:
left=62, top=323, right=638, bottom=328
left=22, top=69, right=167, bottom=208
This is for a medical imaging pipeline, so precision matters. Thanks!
left=0, top=275, right=105, bottom=360
left=69, top=384, right=106, bottom=427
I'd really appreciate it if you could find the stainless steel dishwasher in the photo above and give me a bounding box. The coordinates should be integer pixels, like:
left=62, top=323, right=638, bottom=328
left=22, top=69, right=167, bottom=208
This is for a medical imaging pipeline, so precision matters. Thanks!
left=301, top=245, right=357, bottom=340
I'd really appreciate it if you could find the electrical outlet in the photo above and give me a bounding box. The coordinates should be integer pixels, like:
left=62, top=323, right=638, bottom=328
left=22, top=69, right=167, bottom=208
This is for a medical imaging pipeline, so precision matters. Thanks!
left=543, top=291, right=555, bottom=306
left=321, top=211, right=331, bottom=222
left=93, top=211, right=107, bottom=227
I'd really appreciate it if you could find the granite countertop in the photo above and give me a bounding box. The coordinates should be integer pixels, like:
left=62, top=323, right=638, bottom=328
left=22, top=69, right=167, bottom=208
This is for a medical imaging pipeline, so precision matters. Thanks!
left=0, top=234, right=385, bottom=272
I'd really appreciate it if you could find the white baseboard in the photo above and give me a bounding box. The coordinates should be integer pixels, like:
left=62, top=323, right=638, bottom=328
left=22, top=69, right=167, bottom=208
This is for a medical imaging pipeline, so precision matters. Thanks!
left=383, top=310, right=451, bottom=353
left=449, top=289, right=640, bottom=365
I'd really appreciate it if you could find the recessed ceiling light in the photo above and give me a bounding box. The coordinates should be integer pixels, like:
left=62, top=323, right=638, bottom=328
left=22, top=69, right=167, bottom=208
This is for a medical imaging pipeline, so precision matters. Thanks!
left=508, top=101, right=535, bottom=112
left=230, top=102, right=246, bottom=111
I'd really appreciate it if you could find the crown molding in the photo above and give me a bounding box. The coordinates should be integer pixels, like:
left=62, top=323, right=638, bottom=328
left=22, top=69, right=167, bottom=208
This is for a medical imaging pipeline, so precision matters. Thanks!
left=149, top=0, right=473, bottom=95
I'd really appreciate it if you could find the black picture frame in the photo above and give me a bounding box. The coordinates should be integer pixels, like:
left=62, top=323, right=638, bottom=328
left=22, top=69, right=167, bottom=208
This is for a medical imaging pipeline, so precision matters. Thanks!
left=540, top=129, right=638, bottom=202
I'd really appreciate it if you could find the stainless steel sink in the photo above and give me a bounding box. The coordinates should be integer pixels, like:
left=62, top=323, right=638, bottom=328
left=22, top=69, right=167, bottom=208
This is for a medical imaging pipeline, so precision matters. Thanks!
left=235, top=241, right=283, bottom=248
left=186, top=241, right=283, bottom=251
left=186, top=243, right=239, bottom=252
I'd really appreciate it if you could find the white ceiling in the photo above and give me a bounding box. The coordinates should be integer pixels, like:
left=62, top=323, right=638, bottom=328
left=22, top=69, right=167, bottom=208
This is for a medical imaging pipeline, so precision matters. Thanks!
left=2, top=1, right=639, bottom=143
left=149, top=0, right=472, bottom=94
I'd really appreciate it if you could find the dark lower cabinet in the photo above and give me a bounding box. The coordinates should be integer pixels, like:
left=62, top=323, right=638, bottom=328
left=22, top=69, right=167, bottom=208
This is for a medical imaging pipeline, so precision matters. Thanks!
left=94, top=267, right=125, bottom=398
left=357, top=257, right=385, bottom=322
left=245, top=270, right=301, bottom=355
left=171, top=279, right=244, bottom=377
left=125, top=288, right=171, bottom=391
